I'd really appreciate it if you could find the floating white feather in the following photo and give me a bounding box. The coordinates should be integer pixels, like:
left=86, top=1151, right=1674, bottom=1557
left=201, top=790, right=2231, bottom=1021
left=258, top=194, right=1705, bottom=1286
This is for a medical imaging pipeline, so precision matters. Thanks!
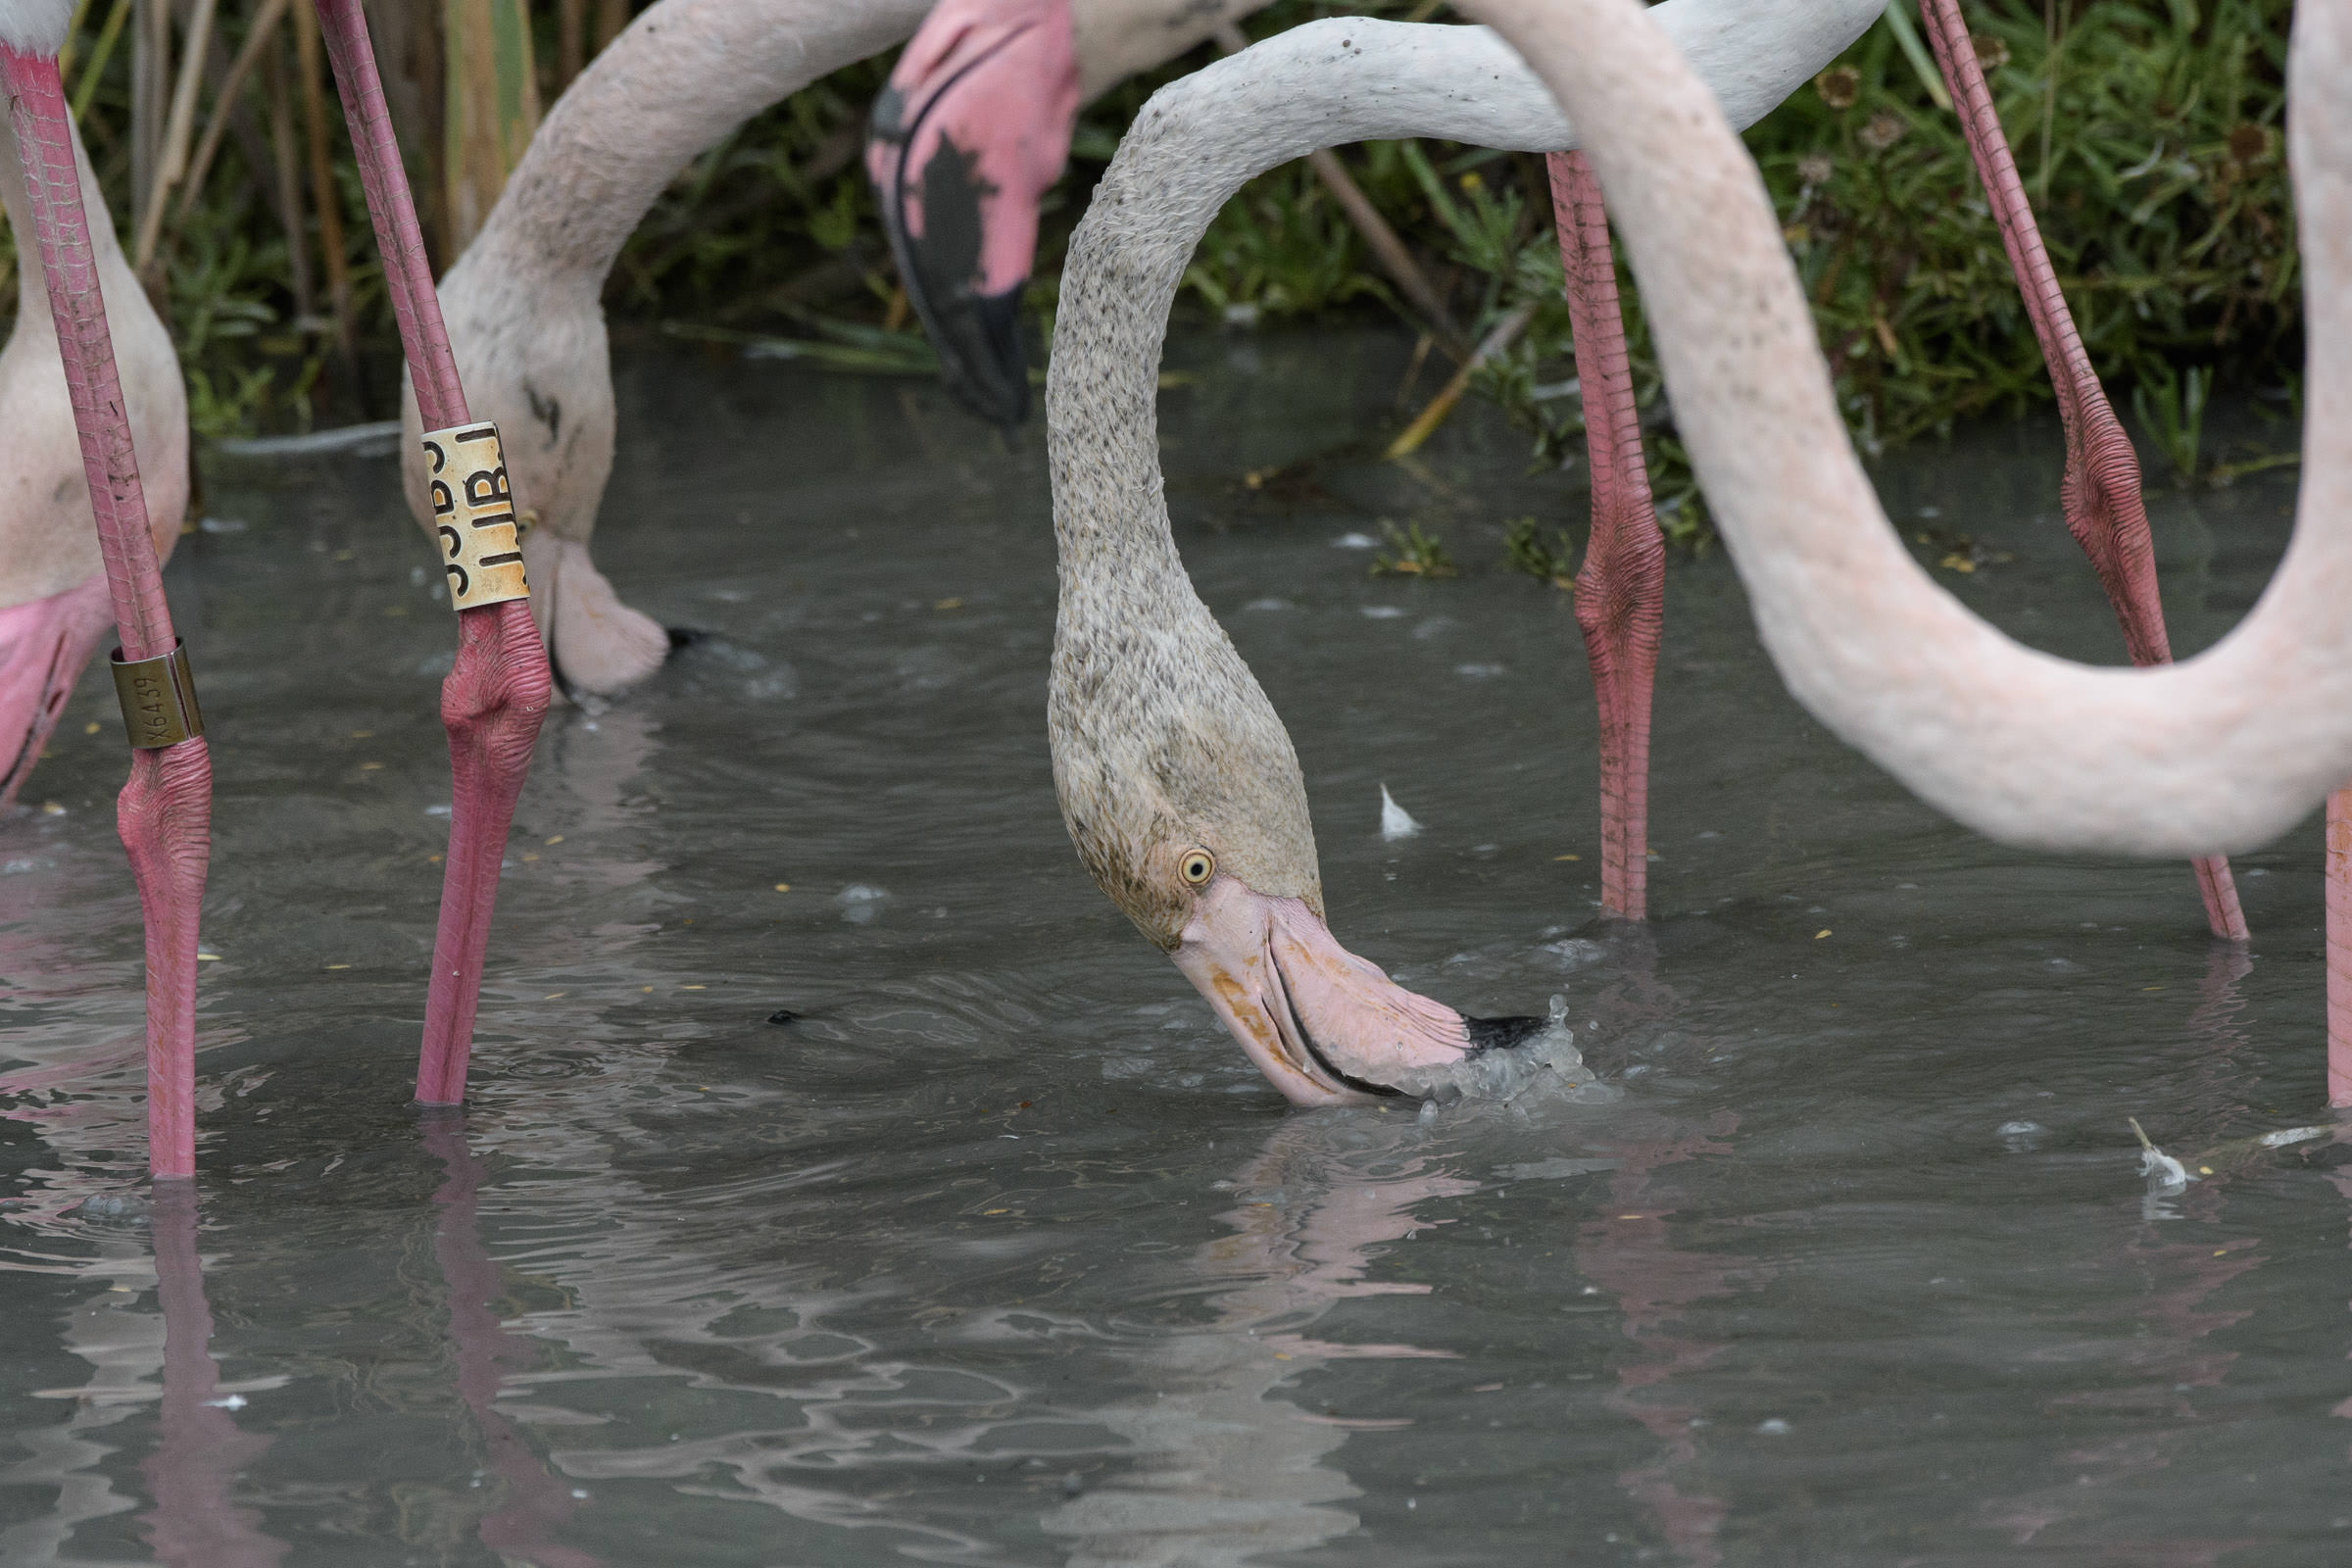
left=1378, top=784, right=1422, bottom=841
left=0, top=0, right=74, bottom=56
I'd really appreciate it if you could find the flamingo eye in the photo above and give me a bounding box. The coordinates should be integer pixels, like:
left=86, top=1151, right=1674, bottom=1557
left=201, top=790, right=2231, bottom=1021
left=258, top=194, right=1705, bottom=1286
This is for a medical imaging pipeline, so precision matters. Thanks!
left=1178, top=849, right=1215, bottom=887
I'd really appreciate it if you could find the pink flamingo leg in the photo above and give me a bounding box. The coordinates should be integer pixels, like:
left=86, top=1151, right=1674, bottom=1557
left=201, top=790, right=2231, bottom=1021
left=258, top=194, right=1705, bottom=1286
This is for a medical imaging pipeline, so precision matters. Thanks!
left=1549, top=151, right=1664, bottom=922
left=2, top=47, right=209, bottom=1181
left=1919, top=0, right=2246, bottom=944
left=2328, top=789, right=2351, bottom=1108
left=309, top=1, right=552, bottom=1104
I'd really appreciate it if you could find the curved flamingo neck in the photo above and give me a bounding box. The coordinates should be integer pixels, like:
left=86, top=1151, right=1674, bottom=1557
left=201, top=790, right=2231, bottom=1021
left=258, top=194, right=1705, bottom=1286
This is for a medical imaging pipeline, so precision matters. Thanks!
left=1048, top=5, right=1876, bottom=575
left=459, top=0, right=931, bottom=291
left=1456, top=0, right=2352, bottom=858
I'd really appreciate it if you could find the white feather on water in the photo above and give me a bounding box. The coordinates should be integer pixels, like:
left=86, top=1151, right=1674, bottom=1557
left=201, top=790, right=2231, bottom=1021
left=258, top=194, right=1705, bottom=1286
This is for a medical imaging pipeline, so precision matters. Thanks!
left=1379, top=784, right=1422, bottom=841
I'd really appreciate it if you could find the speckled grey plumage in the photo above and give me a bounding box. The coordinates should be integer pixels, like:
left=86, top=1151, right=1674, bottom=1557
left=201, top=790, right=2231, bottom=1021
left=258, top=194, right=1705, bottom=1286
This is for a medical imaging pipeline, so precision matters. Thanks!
left=1047, top=9, right=1878, bottom=947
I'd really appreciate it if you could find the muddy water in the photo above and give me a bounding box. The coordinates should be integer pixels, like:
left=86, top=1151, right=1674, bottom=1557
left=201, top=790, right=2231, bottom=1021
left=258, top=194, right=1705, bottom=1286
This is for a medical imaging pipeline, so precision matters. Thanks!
left=1, top=330, right=2344, bottom=1565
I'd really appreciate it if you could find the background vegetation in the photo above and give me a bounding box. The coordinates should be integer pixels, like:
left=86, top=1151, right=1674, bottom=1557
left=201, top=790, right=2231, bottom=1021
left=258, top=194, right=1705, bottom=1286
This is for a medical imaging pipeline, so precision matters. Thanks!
left=0, top=0, right=2299, bottom=543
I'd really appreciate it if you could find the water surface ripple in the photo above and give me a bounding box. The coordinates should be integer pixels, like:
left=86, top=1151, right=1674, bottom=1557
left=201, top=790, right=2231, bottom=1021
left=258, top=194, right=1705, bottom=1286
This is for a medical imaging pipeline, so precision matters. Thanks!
left=0, top=331, right=2344, bottom=1565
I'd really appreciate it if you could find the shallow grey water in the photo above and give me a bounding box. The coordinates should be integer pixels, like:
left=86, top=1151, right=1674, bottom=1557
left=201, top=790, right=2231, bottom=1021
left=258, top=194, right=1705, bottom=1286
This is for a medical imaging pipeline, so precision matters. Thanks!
left=2, top=329, right=2347, bottom=1566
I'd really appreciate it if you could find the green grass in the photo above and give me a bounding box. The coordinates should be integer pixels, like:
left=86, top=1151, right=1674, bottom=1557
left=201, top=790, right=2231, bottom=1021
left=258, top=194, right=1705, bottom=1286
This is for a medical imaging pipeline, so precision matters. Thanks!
left=0, top=0, right=2297, bottom=533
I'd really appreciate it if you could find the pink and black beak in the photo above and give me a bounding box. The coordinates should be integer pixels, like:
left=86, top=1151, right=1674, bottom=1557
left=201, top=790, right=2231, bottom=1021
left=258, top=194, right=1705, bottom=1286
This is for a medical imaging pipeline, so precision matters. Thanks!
left=867, top=0, right=1079, bottom=425
left=1171, top=879, right=1550, bottom=1105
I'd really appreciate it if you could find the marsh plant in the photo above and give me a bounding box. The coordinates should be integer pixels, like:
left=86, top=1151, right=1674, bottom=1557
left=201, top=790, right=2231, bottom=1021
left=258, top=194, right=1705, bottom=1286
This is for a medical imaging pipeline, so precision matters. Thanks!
left=1502, top=516, right=1577, bottom=589
left=1370, top=520, right=1459, bottom=578
left=0, top=0, right=2296, bottom=530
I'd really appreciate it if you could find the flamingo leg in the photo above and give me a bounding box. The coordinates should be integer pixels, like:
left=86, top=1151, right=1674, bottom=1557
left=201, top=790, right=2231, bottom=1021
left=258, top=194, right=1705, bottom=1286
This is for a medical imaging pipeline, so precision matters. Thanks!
left=2329, top=789, right=2351, bottom=1108
left=1548, top=151, right=1664, bottom=922
left=1918, top=0, right=2246, bottom=944
left=309, top=0, right=551, bottom=1104
left=3, top=46, right=210, bottom=1180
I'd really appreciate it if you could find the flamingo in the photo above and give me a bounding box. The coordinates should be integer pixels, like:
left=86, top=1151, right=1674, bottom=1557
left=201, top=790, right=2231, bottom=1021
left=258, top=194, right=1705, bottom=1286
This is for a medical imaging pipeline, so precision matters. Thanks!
left=2, top=1, right=212, bottom=1178
left=409, top=0, right=1275, bottom=700
left=1, top=0, right=1298, bottom=1151
left=1440, top=0, right=2352, bottom=1084
left=1, top=0, right=556, bottom=1172
left=877, top=0, right=2253, bottom=947
left=1042, top=11, right=1886, bottom=1102
left=0, top=103, right=186, bottom=814
left=1039, top=9, right=2352, bottom=1105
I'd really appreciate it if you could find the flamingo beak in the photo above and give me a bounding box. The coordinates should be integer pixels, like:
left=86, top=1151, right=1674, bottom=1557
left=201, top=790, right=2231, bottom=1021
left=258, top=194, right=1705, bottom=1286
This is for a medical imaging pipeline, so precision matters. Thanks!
left=867, top=0, right=1079, bottom=425
left=0, top=576, right=113, bottom=812
left=1170, top=879, right=1548, bottom=1106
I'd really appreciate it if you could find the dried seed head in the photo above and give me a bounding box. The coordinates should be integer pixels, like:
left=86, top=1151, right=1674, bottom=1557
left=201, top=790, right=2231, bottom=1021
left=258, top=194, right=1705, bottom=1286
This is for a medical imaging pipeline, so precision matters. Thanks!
left=1816, top=67, right=1861, bottom=111
left=1971, top=32, right=2011, bottom=72
left=1860, top=112, right=1907, bottom=152
left=2228, top=123, right=2269, bottom=164
left=1797, top=154, right=1836, bottom=187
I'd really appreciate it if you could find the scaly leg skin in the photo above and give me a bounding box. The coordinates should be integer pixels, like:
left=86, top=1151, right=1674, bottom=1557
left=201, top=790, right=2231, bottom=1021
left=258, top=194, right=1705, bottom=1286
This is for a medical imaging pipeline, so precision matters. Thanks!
left=2328, top=790, right=2350, bottom=1109
left=4, top=45, right=209, bottom=1180
left=418, top=599, right=549, bottom=1104
left=310, top=0, right=552, bottom=1103
left=122, top=743, right=213, bottom=1179
left=1919, top=0, right=2246, bottom=944
left=1549, top=151, right=1664, bottom=922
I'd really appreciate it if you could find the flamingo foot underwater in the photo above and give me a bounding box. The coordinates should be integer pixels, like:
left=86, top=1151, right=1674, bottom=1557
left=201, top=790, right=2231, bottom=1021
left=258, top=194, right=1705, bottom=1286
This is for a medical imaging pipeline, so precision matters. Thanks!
left=309, top=0, right=552, bottom=1105
left=1, top=23, right=210, bottom=1179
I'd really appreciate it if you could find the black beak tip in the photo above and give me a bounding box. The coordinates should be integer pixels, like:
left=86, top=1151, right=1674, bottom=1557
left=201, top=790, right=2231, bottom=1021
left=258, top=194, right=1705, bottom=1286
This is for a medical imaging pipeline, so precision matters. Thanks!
left=1464, top=1014, right=1551, bottom=1055
left=922, top=285, right=1031, bottom=427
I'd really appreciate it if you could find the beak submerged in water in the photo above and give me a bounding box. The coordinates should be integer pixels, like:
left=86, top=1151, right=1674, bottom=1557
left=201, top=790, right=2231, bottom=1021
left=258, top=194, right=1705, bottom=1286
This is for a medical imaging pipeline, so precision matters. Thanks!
left=1171, top=878, right=1548, bottom=1105
left=867, top=0, right=1079, bottom=426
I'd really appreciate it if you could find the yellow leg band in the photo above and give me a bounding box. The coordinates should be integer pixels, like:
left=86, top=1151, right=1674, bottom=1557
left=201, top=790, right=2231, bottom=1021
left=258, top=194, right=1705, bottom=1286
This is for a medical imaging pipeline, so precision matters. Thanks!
left=422, top=420, right=531, bottom=611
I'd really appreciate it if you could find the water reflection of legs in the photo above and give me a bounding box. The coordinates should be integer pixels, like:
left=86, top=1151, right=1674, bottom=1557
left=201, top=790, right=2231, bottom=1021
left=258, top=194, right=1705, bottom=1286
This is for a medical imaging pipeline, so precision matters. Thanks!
left=1042, top=1113, right=1473, bottom=1566
left=1579, top=1114, right=1740, bottom=1568
left=0, top=1236, right=158, bottom=1562
left=1563, top=924, right=1742, bottom=1567
left=1978, top=954, right=2273, bottom=1559
left=138, top=1184, right=284, bottom=1567
left=420, top=1111, right=604, bottom=1568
